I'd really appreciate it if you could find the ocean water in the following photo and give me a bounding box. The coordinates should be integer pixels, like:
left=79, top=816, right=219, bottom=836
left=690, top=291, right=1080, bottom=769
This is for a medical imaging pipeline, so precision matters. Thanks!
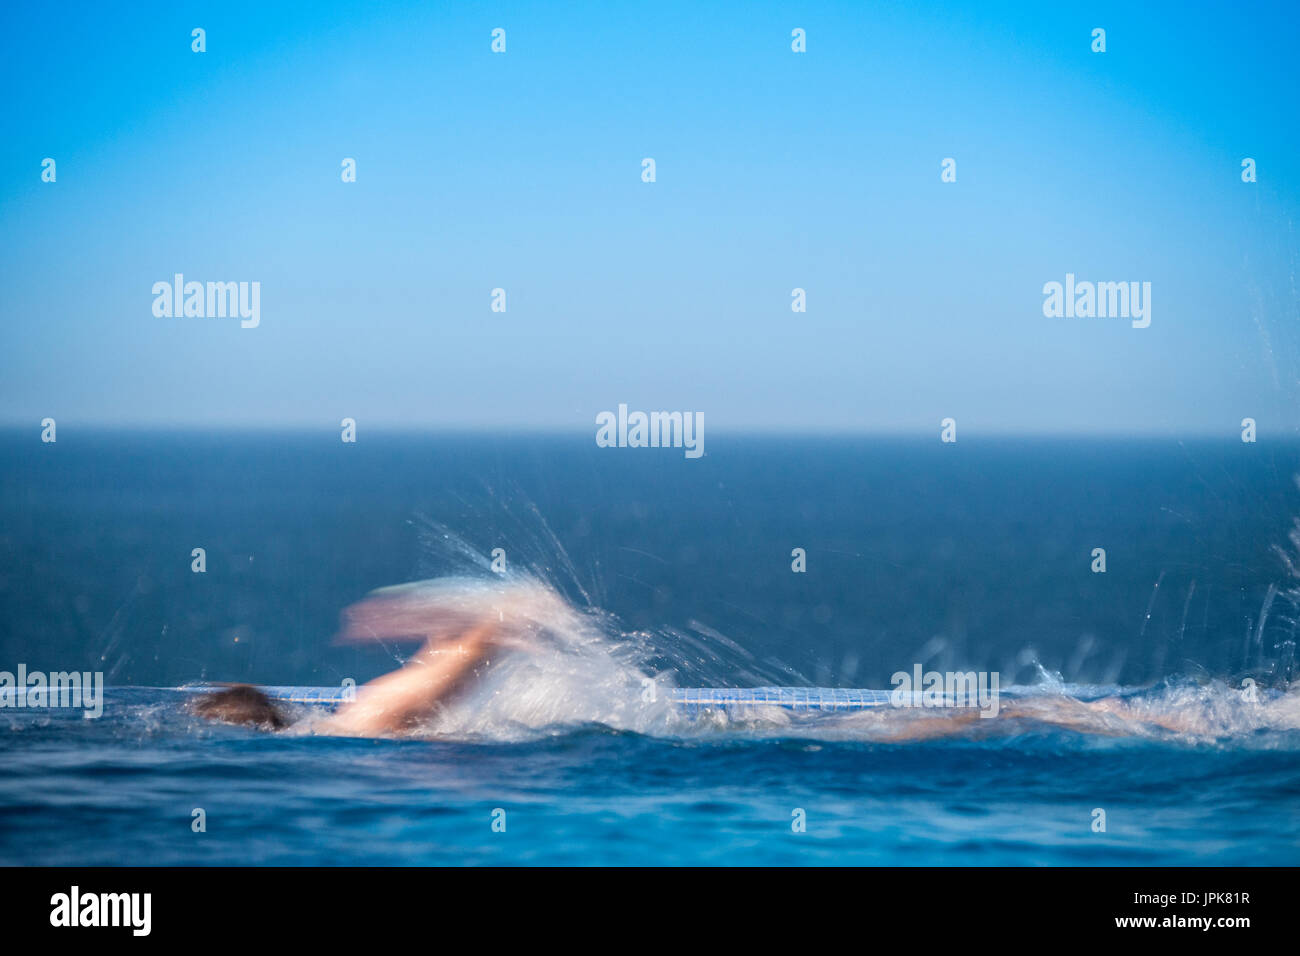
left=2, top=431, right=1299, bottom=865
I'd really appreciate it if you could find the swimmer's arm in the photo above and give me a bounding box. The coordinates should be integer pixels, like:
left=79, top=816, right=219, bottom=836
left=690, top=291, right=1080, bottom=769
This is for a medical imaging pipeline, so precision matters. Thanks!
left=321, top=624, right=498, bottom=736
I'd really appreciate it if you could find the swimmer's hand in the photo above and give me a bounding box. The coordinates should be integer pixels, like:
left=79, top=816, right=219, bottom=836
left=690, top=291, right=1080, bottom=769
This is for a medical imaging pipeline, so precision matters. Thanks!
left=333, top=578, right=566, bottom=651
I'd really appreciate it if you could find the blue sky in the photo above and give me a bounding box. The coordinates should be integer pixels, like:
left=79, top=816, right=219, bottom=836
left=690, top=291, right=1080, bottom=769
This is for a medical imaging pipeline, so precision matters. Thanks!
left=2, top=0, right=1298, bottom=434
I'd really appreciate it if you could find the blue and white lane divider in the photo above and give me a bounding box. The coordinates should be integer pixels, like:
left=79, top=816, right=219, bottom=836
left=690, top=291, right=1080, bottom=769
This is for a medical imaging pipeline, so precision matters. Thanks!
left=183, top=684, right=908, bottom=712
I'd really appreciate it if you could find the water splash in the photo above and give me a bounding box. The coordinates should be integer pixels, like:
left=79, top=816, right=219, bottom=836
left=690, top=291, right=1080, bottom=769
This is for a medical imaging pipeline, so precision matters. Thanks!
left=277, top=569, right=1300, bottom=747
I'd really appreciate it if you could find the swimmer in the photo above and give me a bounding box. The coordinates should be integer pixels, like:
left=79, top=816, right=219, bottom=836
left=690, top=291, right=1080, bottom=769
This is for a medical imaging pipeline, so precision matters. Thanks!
left=192, top=577, right=1214, bottom=740
left=195, top=579, right=565, bottom=735
left=194, top=623, right=502, bottom=735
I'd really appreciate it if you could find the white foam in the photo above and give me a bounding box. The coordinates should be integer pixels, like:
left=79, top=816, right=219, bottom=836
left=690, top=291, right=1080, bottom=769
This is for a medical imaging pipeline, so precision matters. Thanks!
left=305, top=574, right=1300, bottom=745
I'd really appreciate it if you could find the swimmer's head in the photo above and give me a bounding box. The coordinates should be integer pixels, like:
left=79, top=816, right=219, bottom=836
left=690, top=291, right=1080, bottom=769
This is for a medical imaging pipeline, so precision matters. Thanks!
left=192, top=684, right=287, bottom=730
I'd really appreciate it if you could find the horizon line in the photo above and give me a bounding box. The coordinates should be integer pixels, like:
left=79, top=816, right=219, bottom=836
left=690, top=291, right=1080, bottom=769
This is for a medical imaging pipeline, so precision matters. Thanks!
left=1, top=421, right=1292, bottom=442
